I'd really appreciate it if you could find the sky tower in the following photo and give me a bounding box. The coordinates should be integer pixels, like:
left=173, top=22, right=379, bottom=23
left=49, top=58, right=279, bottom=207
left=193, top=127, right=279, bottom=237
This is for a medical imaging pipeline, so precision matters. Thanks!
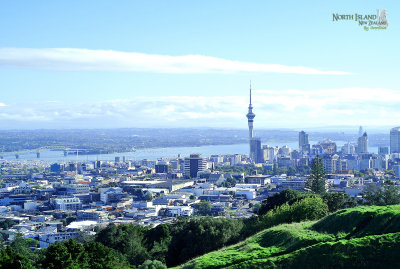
left=246, top=82, right=255, bottom=139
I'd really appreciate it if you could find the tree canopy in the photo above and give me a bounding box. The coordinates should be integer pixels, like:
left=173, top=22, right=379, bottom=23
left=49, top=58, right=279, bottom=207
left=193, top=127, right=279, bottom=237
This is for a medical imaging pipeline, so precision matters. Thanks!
left=307, top=155, right=327, bottom=194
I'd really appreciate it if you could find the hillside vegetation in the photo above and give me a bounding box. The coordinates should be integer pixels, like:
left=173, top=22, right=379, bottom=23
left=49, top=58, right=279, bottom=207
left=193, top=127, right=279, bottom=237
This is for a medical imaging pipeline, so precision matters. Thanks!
left=178, top=205, right=400, bottom=269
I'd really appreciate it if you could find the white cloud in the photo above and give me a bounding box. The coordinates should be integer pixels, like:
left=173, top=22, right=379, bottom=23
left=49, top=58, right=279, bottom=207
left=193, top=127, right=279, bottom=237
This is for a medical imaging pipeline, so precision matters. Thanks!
left=0, top=87, right=399, bottom=129
left=0, top=103, right=5, bottom=107
left=0, top=48, right=348, bottom=75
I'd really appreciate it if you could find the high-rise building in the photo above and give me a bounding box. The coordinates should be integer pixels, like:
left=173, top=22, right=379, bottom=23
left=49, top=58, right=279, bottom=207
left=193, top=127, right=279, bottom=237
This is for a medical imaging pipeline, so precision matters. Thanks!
left=394, top=165, right=400, bottom=178
left=155, top=161, right=170, bottom=173
left=322, top=154, right=340, bottom=174
left=358, top=126, right=364, bottom=137
left=169, top=159, right=179, bottom=170
left=341, top=143, right=356, bottom=154
left=378, top=146, right=389, bottom=155
left=319, top=139, right=337, bottom=154
left=250, top=138, right=263, bottom=163
left=229, top=154, right=242, bottom=165
left=357, top=132, right=368, bottom=154
left=298, top=131, right=310, bottom=154
left=184, top=154, right=207, bottom=178
left=390, top=127, right=400, bottom=154
left=262, top=145, right=276, bottom=162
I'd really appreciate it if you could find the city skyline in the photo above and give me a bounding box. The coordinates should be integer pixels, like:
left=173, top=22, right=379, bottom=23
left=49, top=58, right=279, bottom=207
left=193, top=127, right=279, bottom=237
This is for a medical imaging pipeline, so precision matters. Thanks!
left=0, top=1, right=399, bottom=130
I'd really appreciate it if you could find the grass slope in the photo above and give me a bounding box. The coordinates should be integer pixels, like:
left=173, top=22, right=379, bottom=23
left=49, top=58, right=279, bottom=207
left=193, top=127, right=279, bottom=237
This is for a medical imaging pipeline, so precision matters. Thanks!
left=177, top=205, right=400, bottom=269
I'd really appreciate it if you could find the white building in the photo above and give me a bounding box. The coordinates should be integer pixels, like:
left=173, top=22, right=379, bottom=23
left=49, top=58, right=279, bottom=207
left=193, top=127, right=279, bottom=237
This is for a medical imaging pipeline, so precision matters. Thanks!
left=53, top=197, right=82, bottom=210
left=99, top=187, right=123, bottom=204
left=65, top=182, right=90, bottom=194
left=235, top=189, right=256, bottom=200
left=24, top=201, right=37, bottom=211
left=166, top=206, right=193, bottom=217
left=39, top=232, right=80, bottom=248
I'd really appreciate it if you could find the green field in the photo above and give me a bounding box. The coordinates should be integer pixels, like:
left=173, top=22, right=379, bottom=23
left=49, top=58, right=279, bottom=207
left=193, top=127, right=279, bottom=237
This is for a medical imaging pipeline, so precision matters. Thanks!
left=177, top=205, right=400, bottom=269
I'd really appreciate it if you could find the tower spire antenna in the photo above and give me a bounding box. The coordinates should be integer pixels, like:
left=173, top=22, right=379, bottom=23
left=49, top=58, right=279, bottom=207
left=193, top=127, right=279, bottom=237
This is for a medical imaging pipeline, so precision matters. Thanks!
left=249, top=80, right=252, bottom=105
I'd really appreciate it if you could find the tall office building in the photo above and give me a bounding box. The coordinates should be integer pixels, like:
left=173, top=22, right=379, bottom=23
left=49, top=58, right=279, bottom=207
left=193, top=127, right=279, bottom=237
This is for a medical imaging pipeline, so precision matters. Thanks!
left=262, top=145, right=277, bottom=162
left=155, top=161, right=170, bottom=173
left=184, top=154, right=207, bottom=178
left=390, top=127, right=400, bottom=154
left=342, top=143, right=356, bottom=154
left=357, top=132, right=368, bottom=154
left=378, top=146, right=389, bottom=155
left=358, top=126, right=364, bottom=137
left=250, top=138, right=263, bottom=164
left=298, top=131, right=310, bottom=154
left=319, top=139, right=337, bottom=154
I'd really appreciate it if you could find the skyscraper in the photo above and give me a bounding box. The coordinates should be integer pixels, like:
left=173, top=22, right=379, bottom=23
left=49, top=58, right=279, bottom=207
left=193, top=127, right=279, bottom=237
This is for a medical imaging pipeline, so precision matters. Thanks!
left=298, top=131, right=310, bottom=154
left=184, top=154, right=207, bottom=178
left=250, top=138, right=263, bottom=163
left=358, top=126, right=364, bottom=137
left=390, top=127, right=400, bottom=154
left=357, top=132, right=368, bottom=154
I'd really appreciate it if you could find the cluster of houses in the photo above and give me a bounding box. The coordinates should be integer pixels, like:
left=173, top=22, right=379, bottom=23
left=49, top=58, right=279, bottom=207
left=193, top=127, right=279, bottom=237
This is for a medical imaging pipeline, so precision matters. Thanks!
left=0, top=152, right=390, bottom=248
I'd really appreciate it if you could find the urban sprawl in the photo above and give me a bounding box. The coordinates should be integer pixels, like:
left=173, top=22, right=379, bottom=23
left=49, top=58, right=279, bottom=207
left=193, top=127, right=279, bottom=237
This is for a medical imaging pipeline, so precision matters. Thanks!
left=1, top=87, right=400, bottom=249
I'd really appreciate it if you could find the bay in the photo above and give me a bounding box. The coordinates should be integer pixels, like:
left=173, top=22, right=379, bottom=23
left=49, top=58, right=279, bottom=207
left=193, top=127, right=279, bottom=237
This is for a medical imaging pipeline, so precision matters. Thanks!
left=1, top=140, right=378, bottom=162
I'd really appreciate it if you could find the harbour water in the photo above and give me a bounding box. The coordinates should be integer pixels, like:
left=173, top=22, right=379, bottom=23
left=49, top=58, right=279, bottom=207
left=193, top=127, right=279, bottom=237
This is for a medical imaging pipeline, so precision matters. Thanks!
left=1, top=140, right=379, bottom=162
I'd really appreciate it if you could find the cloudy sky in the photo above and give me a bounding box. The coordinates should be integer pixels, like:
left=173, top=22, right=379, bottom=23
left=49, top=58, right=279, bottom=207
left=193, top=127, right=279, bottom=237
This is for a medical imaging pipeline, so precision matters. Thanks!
left=0, top=1, right=399, bottom=131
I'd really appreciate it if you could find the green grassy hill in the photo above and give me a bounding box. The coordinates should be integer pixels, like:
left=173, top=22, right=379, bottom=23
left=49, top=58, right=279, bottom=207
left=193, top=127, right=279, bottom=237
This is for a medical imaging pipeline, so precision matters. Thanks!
left=176, top=205, right=400, bottom=269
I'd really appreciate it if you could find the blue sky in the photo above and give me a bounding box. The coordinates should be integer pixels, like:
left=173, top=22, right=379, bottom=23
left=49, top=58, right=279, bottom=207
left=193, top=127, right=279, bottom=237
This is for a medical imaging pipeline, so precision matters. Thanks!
left=0, top=1, right=399, bottom=131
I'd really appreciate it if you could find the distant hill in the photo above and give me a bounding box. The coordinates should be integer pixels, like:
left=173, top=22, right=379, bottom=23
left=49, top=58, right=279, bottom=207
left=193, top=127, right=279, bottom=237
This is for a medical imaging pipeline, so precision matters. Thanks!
left=0, top=128, right=388, bottom=153
left=177, top=205, right=400, bottom=269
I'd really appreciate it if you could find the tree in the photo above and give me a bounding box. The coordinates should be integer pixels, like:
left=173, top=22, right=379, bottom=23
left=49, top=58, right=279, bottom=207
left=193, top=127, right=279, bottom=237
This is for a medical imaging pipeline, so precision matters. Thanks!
left=145, top=224, right=171, bottom=264
left=95, top=223, right=149, bottom=266
left=260, top=196, right=329, bottom=227
left=273, top=160, right=278, bottom=175
left=166, top=217, right=243, bottom=266
left=42, top=242, right=76, bottom=269
left=196, top=200, right=212, bottom=216
left=42, top=239, right=90, bottom=269
left=252, top=203, right=261, bottom=213
left=362, top=184, right=382, bottom=205
left=0, top=246, right=34, bottom=269
left=382, top=183, right=400, bottom=205
left=362, top=182, right=400, bottom=206
left=144, top=191, right=153, bottom=201
left=85, top=242, right=129, bottom=269
left=0, top=219, right=17, bottom=230
left=10, top=234, right=39, bottom=264
left=289, top=196, right=329, bottom=222
left=138, top=260, right=167, bottom=269
left=222, top=177, right=237, bottom=188
left=322, top=192, right=356, bottom=212
left=287, top=166, right=296, bottom=176
left=258, top=189, right=306, bottom=215
left=307, top=155, right=327, bottom=194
